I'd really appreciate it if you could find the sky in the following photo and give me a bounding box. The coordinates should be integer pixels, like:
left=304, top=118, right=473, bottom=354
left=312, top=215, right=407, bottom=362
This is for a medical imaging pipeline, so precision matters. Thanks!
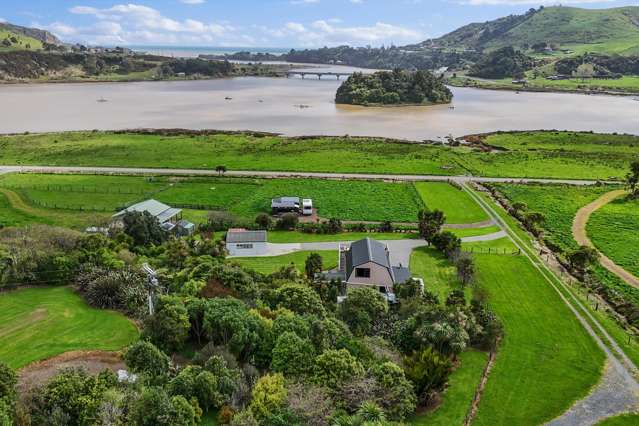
left=1, top=0, right=638, bottom=48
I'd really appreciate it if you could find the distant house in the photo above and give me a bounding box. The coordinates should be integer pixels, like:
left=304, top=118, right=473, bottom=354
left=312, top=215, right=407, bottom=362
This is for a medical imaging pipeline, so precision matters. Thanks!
left=226, top=229, right=268, bottom=256
left=323, top=238, right=412, bottom=301
left=112, top=199, right=194, bottom=236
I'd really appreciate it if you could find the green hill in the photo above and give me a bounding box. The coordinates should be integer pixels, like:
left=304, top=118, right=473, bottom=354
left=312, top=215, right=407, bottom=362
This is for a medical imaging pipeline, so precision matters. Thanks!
left=0, top=22, right=62, bottom=52
left=429, top=6, right=639, bottom=55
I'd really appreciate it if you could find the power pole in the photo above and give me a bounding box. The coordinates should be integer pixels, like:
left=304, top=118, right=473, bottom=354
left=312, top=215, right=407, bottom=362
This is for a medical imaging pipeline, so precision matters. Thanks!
left=142, top=263, right=159, bottom=315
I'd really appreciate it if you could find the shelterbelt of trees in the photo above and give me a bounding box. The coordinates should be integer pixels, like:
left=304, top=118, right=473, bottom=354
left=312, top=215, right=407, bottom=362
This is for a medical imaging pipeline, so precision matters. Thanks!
left=335, top=70, right=453, bottom=106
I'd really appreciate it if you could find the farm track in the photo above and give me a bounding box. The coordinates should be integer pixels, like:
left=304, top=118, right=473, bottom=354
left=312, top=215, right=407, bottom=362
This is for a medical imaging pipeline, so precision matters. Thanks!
left=464, top=185, right=639, bottom=426
left=572, top=190, right=639, bottom=289
left=0, top=165, right=608, bottom=186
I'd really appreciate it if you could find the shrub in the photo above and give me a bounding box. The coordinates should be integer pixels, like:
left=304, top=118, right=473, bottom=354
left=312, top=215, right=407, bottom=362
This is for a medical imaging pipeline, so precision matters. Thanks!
left=339, top=288, right=388, bottom=336
left=275, top=284, right=326, bottom=317
left=143, top=296, right=190, bottom=353
left=276, top=213, right=299, bottom=231
left=249, top=374, right=287, bottom=420
left=313, top=349, right=364, bottom=389
left=271, top=332, right=315, bottom=377
left=403, top=348, right=453, bottom=403
left=121, top=211, right=167, bottom=247
left=124, top=341, right=170, bottom=379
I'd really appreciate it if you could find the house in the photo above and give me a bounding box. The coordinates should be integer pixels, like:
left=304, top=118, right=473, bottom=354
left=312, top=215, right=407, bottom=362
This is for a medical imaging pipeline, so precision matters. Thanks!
left=323, top=238, right=412, bottom=301
left=226, top=229, right=268, bottom=256
left=271, top=197, right=301, bottom=215
left=112, top=199, right=195, bottom=236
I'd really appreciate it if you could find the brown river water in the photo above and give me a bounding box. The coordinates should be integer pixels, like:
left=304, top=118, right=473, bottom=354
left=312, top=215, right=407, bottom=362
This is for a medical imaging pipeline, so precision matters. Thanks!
left=0, top=74, right=638, bottom=140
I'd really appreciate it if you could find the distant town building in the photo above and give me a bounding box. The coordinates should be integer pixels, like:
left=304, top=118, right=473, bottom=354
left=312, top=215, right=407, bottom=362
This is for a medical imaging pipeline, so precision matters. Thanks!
left=112, top=199, right=194, bottom=236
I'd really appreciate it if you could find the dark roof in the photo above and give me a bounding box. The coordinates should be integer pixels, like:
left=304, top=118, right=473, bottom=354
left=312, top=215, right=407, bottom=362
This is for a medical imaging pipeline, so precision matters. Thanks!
left=226, top=230, right=267, bottom=243
left=345, top=238, right=391, bottom=278
left=392, top=267, right=412, bottom=285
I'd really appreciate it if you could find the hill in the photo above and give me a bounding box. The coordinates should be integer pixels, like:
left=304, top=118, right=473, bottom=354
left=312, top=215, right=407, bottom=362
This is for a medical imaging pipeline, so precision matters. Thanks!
left=0, top=22, right=62, bottom=47
left=426, top=6, right=639, bottom=55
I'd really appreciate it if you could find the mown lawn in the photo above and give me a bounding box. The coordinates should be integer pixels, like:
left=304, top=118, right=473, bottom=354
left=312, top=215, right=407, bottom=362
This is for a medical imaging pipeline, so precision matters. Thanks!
left=597, top=413, right=639, bottom=425
left=0, top=287, right=139, bottom=369
left=472, top=254, right=604, bottom=426
left=410, top=246, right=470, bottom=303
left=415, top=182, right=489, bottom=224
left=232, top=251, right=337, bottom=275
left=410, top=350, right=488, bottom=426
left=1, top=130, right=638, bottom=180
left=588, top=197, right=639, bottom=277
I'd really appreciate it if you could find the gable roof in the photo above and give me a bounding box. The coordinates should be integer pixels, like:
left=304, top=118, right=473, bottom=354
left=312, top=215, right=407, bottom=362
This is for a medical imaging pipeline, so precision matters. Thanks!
left=227, top=230, right=268, bottom=244
left=345, top=238, right=391, bottom=276
left=113, top=199, right=181, bottom=223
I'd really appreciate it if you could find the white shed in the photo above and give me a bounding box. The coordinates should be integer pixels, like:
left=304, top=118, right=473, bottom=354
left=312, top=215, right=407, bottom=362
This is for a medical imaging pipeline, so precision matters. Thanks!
left=226, top=229, right=268, bottom=256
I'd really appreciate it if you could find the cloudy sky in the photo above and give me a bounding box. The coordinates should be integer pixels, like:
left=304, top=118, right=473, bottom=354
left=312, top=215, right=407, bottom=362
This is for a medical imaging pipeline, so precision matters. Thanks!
left=0, top=0, right=636, bottom=48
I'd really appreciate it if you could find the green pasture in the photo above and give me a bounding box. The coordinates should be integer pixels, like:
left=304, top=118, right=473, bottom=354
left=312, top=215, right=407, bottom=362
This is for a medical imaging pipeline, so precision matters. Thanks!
left=0, top=286, right=138, bottom=369
left=1, top=130, right=638, bottom=179
left=588, top=197, right=639, bottom=277
left=415, top=182, right=489, bottom=224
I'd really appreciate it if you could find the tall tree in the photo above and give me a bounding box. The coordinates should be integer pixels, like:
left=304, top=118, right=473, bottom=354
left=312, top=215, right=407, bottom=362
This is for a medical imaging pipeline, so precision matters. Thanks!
left=627, top=160, right=639, bottom=198
left=418, top=209, right=446, bottom=244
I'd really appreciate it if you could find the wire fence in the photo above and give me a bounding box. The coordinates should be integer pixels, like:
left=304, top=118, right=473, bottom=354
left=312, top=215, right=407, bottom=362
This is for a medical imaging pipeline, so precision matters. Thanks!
left=0, top=183, right=167, bottom=195
left=463, top=246, right=522, bottom=256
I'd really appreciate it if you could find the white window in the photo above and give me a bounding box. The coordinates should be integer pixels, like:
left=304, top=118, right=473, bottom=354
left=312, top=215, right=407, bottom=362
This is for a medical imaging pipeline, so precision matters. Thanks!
left=236, top=244, right=254, bottom=249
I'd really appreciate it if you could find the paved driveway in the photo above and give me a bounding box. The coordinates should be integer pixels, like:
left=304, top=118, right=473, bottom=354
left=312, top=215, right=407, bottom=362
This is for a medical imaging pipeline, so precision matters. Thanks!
left=229, top=231, right=507, bottom=267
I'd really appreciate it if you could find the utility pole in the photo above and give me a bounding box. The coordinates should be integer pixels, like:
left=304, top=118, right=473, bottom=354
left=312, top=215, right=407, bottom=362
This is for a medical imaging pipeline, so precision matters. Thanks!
left=142, top=263, right=159, bottom=315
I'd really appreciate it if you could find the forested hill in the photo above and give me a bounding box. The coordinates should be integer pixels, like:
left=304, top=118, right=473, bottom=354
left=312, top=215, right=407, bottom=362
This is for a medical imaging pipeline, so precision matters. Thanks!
left=421, top=6, right=639, bottom=55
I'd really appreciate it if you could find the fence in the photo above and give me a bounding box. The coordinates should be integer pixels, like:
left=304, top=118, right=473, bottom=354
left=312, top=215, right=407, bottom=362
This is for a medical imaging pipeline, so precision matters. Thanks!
left=463, top=246, right=522, bottom=256
left=0, top=183, right=163, bottom=195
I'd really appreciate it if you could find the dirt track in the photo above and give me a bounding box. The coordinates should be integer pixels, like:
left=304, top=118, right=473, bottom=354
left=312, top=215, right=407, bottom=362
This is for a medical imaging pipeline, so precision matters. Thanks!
left=572, top=190, right=639, bottom=289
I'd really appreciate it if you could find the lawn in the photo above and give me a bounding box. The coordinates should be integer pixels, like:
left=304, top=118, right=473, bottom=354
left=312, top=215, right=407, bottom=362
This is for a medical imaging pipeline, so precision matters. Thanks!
left=472, top=254, right=605, bottom=425
left=0, top=286, right=139, bottom=369
left=597, top=414, right=639, bottom=425
left=410, top=246, right=471, bottom=303
left=1, top=130, right=638, bottom=180
left=588, top=197, right=639, bottom=277
left=232, top=251, right=337, bottom=275
left=415, top=182, right=489, bottom=224
left=410, top=350, right=488, bottom=426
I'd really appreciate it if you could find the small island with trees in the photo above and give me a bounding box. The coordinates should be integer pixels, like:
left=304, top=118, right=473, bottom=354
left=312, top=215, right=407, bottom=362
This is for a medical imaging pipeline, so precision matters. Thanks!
left=335, top=69, right=453, bottom=106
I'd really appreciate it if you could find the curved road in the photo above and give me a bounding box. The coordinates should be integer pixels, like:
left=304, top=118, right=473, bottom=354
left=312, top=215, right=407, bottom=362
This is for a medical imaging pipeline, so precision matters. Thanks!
left=0, top=165, right=610, bottom=186
left=572, top=190, right=639, bottom=289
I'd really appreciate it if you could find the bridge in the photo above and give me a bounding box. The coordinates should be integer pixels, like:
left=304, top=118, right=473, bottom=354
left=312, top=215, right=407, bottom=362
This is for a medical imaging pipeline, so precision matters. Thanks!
left=285, top=71, right=353, bottom=80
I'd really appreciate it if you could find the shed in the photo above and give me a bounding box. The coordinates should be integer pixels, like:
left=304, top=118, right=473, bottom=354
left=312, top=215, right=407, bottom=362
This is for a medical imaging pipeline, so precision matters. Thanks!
left=226, top=229, right=268, bottom=256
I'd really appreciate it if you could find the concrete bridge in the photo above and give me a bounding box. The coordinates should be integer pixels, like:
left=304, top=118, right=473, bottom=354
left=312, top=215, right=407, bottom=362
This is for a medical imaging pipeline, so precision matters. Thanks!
left=285, top=71, right=353, bottom=80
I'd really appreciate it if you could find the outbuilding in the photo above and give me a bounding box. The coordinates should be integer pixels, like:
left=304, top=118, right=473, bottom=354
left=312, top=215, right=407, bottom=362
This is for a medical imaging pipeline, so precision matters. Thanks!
left=226, top=229, right=268, bottom=256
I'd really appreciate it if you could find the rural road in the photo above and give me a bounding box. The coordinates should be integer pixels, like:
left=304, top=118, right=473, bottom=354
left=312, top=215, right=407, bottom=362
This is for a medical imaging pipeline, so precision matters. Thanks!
left=0, top=165, right=608, bottom=186
left=572, top=190, right=639, bottom=289
left=229, top=231, right=507, bottom=266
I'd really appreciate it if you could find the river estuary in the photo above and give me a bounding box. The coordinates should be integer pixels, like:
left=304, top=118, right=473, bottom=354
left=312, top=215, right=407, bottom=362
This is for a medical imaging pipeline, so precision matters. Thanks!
left=1, top=71, right=638, bottom=140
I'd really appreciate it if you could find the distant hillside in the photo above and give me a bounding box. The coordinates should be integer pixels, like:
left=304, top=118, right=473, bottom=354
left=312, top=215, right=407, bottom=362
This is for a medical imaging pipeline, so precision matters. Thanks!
left=0, top=22, right=62, bottom=50
left=425, top=6, right=639, bottom=55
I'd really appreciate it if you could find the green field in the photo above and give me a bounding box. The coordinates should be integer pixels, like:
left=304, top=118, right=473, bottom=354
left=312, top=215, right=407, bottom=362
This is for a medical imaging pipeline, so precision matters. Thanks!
left=410, top=350, right=488, bottom=425
left=588, top=197, right=639, bottom=277
left=2, top=131, right=639, bottom=180
left=232, top=251, right=338, bottom=275
left=415, top=182, right=489, bottom=224
left=0, top=29, right=43, bottom=52
left=410, top=246, right=470, bottom=302
left=597, top=413, right=639, bottom=425
left=0, top=174, right=424, bottom=224
left=472, top=253, right=604, bottom=425
left=492, top=183, right=639, bottom=308
left=0, top=286, right=139, bottom=369
left=454, top=75, right=639, bottom=95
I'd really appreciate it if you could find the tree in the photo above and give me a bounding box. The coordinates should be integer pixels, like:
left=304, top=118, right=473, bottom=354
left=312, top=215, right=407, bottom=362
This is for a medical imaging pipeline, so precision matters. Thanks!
left=0, top=362, right=16, bottom=423
left=216, top=165, right=227, bottom=176
left=304, top=253, right=323, bottom=280
left=121, top=211, right=167, bottom=247
left=567, top=246, right=600, bottom=273
left=275, top=284, right=326, bottom=317
left=403, top=348, right=453, bottom=403
left=276, top=213, right=299, bottom=231
left=627, top=160, right=639, bottom=198
left=131, top=387, right=200, bottom=426
left=432, top=231, right=462, bottom=260
left=418, top=209, right=446, bottom=244
left=456, top=253, right=475, bottom=286
left=249, top=374, right=287, bottom=420
left=445, top=289, right=466, bottom=307
left=124, top=340, right=170, bottom=379
left=574, top=63, right=595, bottom=81
left=143, top=296, right=190, bottom=352
left=255, top=214, right=272, bottom=230
left=313, top=349, right=365, bottom=389
left=339, top=288, right=388, bottom=336
left=271, top=332, right=315, bottom=377
left=371, top=362, right=417, bottom=421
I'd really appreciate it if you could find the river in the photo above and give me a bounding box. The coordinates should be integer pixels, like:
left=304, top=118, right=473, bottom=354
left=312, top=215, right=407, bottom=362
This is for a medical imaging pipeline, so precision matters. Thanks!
left=1, top=73, right=638, bottom=140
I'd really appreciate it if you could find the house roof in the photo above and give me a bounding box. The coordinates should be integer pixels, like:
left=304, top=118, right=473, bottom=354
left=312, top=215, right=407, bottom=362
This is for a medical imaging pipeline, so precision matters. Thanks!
left=345, top=238, right=391, bottom=277
left=392, top=266, right=412, bottom=285
left=113, top=199, right=181, bottom=224
left=227, top=230, right=268, bottom=244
